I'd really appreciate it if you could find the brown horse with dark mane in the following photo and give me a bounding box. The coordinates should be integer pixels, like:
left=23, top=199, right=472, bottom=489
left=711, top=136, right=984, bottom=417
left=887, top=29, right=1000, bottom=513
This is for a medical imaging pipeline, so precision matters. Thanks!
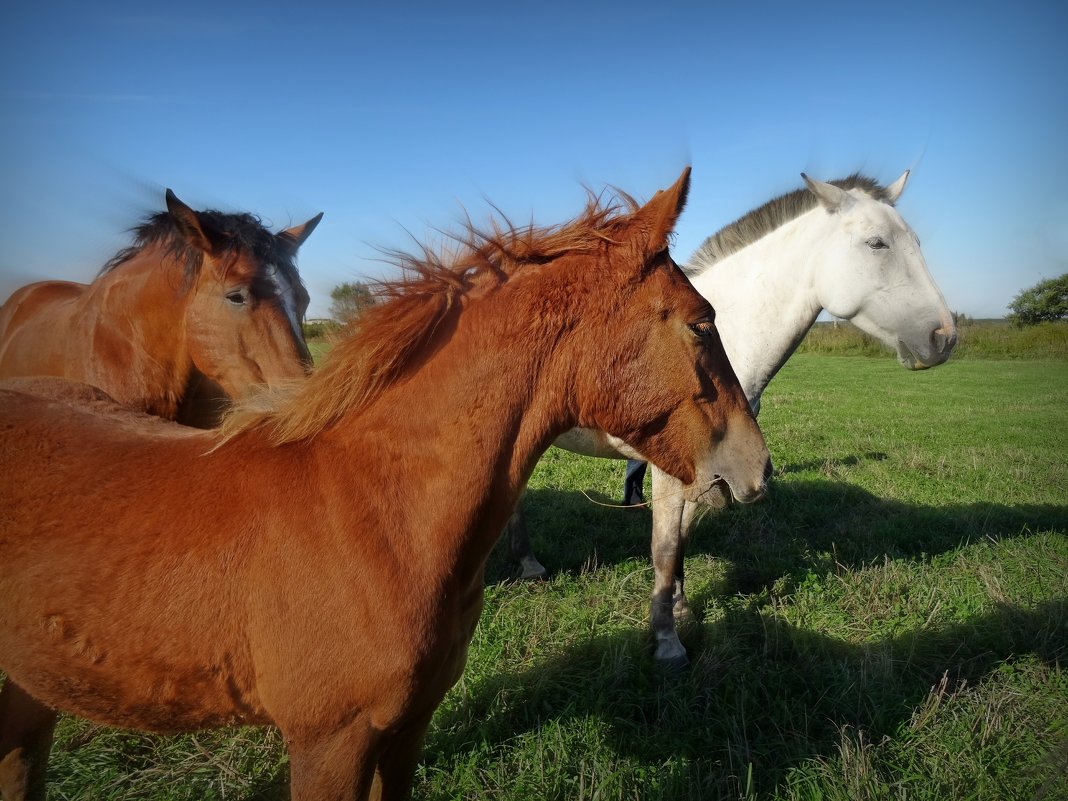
left=0, top=190, right=322, bottom=427
left=0, top=169, right=770, bottom=800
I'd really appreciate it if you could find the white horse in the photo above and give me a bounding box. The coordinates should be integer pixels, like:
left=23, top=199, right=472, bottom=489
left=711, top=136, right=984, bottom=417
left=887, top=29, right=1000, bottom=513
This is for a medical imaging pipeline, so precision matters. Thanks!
left=508, top=170, right=957, bottom=666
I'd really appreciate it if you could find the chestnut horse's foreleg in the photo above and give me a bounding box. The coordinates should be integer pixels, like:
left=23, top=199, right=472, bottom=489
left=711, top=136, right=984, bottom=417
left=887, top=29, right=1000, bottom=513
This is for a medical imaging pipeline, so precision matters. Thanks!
left=0, top=680, right=57, bottom=801
left=649, top=467, right=689, bottom=667
left=286, top=717, right=381, bottom=801
left=369, top=711, right=434, bottom=801
left=506, top=503, right=548, bottom=581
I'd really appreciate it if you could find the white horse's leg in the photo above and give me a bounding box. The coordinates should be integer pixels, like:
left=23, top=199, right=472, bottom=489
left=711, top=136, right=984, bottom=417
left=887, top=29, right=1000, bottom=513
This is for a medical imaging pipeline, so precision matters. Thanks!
left=649, top=467, right=688, bottom=666
left=671, top=498, right=704, bottom=623
left=506, top=503, right=548, bottom=581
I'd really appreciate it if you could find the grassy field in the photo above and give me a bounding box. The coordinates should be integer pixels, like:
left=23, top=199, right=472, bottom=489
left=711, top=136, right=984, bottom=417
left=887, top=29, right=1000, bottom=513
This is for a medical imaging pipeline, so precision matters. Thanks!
left=797, top=319, right=1068, bottom=361
left=34, top=350, right=1068, bottom=800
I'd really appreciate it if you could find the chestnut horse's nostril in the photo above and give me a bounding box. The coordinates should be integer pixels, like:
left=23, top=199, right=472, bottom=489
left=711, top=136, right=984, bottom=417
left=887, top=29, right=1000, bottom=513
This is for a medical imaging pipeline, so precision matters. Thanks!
left=763, top=457, right=774, bottom=482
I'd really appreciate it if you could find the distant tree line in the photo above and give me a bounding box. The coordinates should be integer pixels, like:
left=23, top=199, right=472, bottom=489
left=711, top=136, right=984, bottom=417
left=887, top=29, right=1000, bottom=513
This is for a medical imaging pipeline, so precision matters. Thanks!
left=329, top=281, right=376, bottom=323
left=1008, top=273, right=1068, bottom=326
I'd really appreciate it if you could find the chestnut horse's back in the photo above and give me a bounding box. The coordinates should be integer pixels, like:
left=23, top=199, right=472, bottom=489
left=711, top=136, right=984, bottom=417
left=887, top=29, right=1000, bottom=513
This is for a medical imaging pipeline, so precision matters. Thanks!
left=0, top=384, right=270, bottom=733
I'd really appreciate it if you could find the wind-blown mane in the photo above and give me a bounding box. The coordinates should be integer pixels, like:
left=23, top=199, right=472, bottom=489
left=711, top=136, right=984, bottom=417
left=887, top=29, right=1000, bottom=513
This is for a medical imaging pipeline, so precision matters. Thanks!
left=687, top=174, right=893, bottom=273
left=220, top=190, right=645, bottom=445
left=101, top=208, right=306, bottom=288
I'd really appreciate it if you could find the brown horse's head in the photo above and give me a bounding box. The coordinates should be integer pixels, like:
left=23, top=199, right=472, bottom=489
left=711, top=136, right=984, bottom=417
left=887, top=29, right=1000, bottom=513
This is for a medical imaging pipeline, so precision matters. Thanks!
left=163, top=190, right=321, bottom=399
left=567, top=168, right=770, bottom=504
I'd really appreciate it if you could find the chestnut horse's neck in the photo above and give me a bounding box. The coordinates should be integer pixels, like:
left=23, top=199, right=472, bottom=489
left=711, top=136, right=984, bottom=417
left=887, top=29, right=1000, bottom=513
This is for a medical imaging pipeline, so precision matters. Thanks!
left=316, top=275, right=582, bottom=591
left=79, top=244, right=199, bottom=417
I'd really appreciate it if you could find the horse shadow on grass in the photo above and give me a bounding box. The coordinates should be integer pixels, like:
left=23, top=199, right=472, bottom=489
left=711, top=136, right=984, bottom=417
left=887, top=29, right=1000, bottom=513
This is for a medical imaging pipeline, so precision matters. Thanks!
left=427, top=596, right=1067, bottom=799
left=459, top=468, right=1068, bottom=796
left=490, top=464, right=1068, bottom=599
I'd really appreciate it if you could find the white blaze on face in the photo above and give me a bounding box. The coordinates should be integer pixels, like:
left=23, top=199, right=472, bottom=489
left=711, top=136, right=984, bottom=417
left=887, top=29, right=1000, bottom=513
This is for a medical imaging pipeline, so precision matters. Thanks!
left=265, top=264, right=310, bottom=351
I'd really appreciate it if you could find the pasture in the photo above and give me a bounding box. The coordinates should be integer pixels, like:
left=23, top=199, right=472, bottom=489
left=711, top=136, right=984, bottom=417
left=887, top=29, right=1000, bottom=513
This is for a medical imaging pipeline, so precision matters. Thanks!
left=33, top=352, right=1068, bottom=799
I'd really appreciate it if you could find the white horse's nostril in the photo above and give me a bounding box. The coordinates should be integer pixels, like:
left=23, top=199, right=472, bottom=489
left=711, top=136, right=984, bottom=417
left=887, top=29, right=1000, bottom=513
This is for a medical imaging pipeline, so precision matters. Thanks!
left=933, top=327, right=958, bottom=354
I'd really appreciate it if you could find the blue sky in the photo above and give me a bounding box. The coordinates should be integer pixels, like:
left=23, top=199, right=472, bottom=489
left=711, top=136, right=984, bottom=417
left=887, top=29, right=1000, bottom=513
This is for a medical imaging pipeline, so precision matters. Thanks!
left=2, top=1, right=1065, bottom=320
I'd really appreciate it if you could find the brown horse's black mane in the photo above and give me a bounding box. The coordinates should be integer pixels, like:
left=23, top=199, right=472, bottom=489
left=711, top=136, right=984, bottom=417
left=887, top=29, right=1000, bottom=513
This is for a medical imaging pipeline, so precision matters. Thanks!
left=100, top=208, right=303, bottom=288
left=686, top=174, right=893, bottom=273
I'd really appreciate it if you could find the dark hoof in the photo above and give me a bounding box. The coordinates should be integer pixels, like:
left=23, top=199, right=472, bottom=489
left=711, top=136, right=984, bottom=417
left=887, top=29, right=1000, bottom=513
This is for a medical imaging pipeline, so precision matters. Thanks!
left=515, top=568, right=548, bottom=582
left=655, top=652, right=690, bottom=672
left=514, top=557, right=549, bottom=582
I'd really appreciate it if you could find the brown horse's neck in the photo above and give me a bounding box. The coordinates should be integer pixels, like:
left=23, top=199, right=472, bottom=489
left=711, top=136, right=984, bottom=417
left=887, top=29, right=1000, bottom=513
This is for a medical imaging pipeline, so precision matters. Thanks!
left=83, top=247, right=195, bottom=418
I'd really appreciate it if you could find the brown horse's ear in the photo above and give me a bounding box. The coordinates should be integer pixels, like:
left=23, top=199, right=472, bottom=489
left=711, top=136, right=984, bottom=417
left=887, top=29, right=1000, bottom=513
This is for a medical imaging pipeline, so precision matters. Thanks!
left=279, top=212, right=324, bottom=248
left=630, top=167, right=691, bottom=257
left=165, top=189, right=215, bottom=253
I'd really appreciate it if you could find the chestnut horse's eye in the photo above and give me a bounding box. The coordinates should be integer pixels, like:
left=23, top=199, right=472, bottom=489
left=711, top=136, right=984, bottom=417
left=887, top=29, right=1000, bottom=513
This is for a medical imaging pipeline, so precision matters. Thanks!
left=689, top=320, right=715, bottom=339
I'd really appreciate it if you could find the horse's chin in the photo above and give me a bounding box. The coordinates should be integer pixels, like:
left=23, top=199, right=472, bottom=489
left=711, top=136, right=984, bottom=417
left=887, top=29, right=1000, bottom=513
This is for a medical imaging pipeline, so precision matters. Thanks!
left=689, top=478, right=762, bottom=508
left=690, top=482, right=732, bottom=508
left=895, top=339, right=951, bottom=371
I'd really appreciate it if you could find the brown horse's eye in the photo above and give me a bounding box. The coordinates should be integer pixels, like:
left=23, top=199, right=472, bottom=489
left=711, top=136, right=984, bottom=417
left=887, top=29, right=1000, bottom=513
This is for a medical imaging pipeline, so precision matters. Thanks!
left=226, top=289, right=249, bottom=307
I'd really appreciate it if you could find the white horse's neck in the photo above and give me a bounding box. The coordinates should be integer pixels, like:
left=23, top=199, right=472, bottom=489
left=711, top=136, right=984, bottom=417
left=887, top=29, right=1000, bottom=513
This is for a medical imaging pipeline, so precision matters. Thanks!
left=687, top=209, right=829, bottom=409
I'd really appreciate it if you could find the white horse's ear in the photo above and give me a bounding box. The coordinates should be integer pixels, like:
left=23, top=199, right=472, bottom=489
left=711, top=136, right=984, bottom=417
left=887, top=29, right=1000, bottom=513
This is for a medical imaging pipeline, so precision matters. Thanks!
left=885, top=170, right=910, bottom=204
left=801, top=174, right=855, bottom=213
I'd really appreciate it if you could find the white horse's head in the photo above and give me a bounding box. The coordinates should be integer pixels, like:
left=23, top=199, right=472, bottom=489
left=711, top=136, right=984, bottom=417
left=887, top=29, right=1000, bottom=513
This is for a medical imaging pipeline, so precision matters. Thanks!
left=803, top=171, right=957, bottom=369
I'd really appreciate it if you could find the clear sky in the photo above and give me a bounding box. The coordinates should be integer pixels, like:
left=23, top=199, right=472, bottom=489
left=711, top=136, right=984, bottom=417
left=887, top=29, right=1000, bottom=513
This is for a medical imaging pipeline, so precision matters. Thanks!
left=2, top=1, right=1065, bottom=320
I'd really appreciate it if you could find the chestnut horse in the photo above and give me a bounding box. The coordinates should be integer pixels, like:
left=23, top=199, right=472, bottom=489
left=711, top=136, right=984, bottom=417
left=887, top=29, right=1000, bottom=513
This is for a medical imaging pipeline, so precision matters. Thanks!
left=0, top=190, right=322, bottom=428
left=0, top=169, right=769, bottom=800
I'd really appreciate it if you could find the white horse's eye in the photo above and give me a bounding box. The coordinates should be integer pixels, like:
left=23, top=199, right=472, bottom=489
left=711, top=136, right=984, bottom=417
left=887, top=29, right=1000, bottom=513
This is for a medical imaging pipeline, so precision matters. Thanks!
left=866, top=237, right=889, bottom=250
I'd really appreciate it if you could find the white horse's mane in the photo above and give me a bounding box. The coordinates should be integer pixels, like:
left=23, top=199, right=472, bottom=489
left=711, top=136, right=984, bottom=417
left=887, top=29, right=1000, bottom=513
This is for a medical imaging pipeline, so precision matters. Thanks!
left=686, top=174, right=893, bottom=274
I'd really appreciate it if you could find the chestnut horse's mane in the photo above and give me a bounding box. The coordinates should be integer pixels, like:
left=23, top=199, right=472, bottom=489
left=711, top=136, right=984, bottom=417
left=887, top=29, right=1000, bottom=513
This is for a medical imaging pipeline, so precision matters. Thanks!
left=100, top=207, right=305, bottom=289
left=220, top=189, right=646, bottom=446
left=686, top=174, right=893, bottom=274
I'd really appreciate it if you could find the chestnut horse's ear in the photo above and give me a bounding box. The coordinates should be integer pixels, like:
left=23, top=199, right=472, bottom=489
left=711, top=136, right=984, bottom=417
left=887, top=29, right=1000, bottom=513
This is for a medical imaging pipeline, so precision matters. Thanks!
left=278, top=212, right=324, bottom=249
left=631, top=167, right=691, bottom=257
left=165, top=189, right=215, bottom=253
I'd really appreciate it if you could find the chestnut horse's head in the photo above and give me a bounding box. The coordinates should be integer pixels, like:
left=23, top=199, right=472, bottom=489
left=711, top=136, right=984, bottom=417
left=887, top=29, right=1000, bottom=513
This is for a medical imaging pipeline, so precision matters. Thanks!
left=567, top=168, right=770, bottom=505
left=162, top=190, right=320, bottom=398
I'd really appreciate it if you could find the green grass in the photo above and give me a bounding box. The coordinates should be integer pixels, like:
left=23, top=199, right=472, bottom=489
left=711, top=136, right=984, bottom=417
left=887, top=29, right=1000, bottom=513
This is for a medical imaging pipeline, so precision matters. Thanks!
left=797, top=319, right=1068, bottom=360
left=33, top=355, right=1068, bottom=800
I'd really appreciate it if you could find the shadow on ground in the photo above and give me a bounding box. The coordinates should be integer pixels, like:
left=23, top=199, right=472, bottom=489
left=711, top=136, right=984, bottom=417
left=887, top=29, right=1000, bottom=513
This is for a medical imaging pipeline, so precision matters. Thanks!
left=427, top=596, right=1067, bottom=798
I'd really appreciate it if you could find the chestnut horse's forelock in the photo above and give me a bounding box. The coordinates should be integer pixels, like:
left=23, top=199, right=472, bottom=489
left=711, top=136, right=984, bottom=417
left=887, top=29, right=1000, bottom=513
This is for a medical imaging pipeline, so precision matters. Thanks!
left=219, top=191, right=649, bottom=446
left=100, top=208, right=307, bottom=294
